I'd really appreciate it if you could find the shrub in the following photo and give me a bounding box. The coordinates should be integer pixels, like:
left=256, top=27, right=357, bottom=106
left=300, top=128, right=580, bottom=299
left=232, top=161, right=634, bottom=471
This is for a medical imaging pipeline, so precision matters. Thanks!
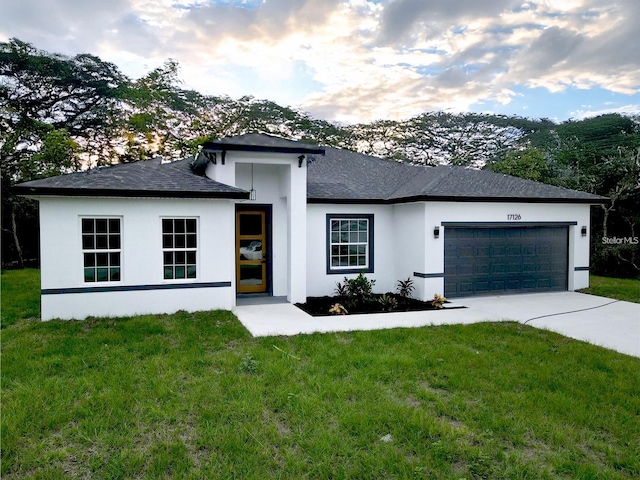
left=337, top=273, right=376, bottom=309
left=396, top=277, right=415, bottom=298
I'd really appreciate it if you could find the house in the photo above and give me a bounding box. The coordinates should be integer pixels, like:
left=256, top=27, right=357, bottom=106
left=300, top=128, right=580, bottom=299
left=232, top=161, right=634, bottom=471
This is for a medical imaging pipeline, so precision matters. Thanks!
left=14, top=133, right=607, bottom=321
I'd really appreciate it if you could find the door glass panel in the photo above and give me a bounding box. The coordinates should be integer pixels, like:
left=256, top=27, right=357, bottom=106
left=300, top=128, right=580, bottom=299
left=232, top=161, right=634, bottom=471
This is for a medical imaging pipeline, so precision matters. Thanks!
left=240, top=265, right=263, bottom=287
left=239, top=239, right=263, bottom=260
left=240, top=214, right=262, bottom=236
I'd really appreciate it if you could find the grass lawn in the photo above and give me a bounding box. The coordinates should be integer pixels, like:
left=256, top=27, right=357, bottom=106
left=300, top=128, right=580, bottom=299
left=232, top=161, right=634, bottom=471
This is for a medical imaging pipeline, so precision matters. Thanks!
left=578, top=275, right=640, bottom=303
left=2, top=270, right=640, bottom=479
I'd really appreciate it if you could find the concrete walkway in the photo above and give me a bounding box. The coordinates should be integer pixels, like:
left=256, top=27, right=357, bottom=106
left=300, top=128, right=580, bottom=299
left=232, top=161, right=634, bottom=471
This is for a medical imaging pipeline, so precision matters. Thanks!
left=232, top=292, right=640, bottom=358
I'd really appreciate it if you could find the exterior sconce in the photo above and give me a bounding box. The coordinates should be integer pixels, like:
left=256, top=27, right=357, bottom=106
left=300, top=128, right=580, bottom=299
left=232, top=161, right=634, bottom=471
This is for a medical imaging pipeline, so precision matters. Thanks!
left=581, top=226, right=587, bottom=237
left=298, top=155, right=305, bottom=168
left=203, top=150, right=225, bottom=165
left=434, top=226, right=440, bottom=238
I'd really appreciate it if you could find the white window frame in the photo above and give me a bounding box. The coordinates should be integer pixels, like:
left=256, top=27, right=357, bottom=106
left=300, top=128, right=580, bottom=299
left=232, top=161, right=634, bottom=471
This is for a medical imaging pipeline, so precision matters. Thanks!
left=81, top=216, right=123, bottom=283
left=161, top=217, right=198, bottom=281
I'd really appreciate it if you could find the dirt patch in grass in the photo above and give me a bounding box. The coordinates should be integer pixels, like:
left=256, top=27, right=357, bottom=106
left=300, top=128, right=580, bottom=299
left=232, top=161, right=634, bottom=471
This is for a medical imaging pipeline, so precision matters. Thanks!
left=295, top=294, right=462, bottom=316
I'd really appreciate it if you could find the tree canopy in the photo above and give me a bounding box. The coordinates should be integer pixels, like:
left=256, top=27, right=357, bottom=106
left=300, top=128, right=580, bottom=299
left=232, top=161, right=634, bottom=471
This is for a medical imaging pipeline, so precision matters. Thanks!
left=1, top=39, right=638, bottom=277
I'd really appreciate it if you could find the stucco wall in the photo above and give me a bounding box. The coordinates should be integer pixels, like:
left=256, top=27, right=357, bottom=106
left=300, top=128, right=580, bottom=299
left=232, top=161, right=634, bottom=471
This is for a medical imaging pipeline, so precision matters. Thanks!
left=422, top=201, right=592, bottom=296
left=392, top=203, right=428, bottom=300
left=39, top=196, right=235, bottom=320
left=306, top=200, right=592, bottom=300
left=306, top=203, right=396, bottom=297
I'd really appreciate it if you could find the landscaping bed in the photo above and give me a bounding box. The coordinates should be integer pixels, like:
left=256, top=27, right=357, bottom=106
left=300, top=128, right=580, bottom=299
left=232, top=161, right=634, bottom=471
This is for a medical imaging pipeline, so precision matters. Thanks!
left=295, top=293, right=458, bottom=316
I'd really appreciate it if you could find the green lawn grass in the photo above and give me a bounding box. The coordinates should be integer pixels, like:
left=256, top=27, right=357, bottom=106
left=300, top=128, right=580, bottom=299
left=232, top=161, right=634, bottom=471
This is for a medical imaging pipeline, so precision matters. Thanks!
left=2, top=270, right=640, bottom=479
left=0, top=268, right=40, bottom=328
left=579, top=275, right=640, bottom=303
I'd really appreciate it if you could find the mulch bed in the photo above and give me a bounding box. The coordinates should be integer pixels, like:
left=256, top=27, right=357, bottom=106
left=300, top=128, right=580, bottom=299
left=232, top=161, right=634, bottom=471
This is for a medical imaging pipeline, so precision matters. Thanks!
left=295, top=293, right=460, bottom=317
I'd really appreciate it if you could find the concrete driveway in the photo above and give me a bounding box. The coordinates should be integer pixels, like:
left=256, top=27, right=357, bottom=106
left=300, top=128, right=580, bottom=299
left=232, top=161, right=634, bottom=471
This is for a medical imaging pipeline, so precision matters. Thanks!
left=455, top=292, right=640, bottom=358
left=233, top=292, right=640, bottom=358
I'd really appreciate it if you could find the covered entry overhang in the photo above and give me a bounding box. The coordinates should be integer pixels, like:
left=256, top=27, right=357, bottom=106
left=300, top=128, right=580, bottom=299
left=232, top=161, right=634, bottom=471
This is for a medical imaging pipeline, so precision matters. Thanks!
left=197, top=134, right=325, bottom=306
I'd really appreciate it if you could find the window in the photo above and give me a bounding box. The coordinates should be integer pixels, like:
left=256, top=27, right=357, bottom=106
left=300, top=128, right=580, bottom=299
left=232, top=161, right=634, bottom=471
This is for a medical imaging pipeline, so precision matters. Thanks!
left=326, top=214, right=374, bottom=274
left=162, top=218, right=197, bottom=280
left=82, top=218, right=121, bottom=282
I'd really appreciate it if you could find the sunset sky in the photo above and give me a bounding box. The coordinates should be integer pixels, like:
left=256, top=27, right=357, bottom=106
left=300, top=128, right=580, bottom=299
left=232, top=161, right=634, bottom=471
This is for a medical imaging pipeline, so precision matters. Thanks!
left=2, top=0, right=639, bottom=123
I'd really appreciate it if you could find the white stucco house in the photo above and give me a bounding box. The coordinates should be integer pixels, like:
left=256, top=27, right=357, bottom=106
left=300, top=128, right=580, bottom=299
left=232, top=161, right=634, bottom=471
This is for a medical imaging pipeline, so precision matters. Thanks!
left=15, top=133, right=607, bottom=321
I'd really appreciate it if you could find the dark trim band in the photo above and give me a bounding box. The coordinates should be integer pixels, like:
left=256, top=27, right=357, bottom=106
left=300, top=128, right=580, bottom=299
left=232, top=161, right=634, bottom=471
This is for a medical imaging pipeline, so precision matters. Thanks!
left=308, top=197, right=608, bottom=205
left=413, top=272, right=444, bottom=278
left=441, top=222, right=578, bottom=228
left=42, top=281, right=232, bottom=295
left=13, top=186, right=250, bottom=200
left=203, top=143, right=325, bottom=156
left=574, top=266, right=590, bottom=271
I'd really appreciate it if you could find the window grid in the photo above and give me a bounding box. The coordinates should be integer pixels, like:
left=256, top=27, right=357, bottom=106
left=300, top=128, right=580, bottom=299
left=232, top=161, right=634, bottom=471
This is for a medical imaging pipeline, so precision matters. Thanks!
left=162, top=218, right=197, bottom=280
left=330, top=218, right=369, bottom=268
left=82, top=218, right=121, bottom=283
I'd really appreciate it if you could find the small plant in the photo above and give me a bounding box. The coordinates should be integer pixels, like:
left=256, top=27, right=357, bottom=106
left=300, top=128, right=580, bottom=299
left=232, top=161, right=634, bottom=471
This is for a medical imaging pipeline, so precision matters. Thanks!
left=329, top=303, right=348, bottom=315
left=378, top=294, right=398, bottom=312
left=334, top=281, right=348, bottom=297
left=431, top=293, right=447, bottom=309
left=396, top=277, right=415, bottom=298
left=239, top=353, right=259, bottom=373
left=340, top=273, right=376, bottom=309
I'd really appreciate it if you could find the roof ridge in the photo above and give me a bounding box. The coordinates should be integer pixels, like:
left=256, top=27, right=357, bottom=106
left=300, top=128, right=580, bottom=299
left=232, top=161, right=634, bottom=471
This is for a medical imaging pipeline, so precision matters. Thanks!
left=385, top=163, right=451, bottom=199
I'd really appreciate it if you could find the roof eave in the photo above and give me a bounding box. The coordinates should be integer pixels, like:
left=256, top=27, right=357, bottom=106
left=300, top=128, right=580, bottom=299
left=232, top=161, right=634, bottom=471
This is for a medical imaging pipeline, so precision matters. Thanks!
left=202, top=142, right=325, bottom=156
left=12, top=186, right=250, bottom=200
left=308, top=194, right=609, bottom=205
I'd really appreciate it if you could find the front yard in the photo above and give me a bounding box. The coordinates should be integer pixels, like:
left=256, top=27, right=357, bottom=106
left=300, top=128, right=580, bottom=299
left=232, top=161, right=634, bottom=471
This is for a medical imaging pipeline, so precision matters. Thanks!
left=578, top=275, right=640, bottom=303
left=2, top=270, right=639, bottom=479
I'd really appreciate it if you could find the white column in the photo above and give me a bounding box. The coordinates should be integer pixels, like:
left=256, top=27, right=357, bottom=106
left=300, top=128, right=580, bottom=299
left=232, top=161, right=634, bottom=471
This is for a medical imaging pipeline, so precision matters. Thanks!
left=287, top=163, right=307, bottom=303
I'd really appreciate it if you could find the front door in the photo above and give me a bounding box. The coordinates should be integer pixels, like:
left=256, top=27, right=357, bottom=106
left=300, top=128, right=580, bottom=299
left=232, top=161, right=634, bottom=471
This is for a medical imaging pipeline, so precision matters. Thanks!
left=236, top=210, right=268, bottom=293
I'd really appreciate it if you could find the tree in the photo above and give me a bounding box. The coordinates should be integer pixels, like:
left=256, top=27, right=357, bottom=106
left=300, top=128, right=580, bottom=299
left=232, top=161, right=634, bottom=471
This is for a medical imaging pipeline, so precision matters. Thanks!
left=1, top=38, right=129, bottom=266
left=486, top=148, right=549, bottom=182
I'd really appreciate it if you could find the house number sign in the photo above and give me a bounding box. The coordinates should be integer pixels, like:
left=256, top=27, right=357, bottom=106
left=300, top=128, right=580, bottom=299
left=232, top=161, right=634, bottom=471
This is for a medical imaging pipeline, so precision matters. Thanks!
left=507, top=214, right=521, bottom=220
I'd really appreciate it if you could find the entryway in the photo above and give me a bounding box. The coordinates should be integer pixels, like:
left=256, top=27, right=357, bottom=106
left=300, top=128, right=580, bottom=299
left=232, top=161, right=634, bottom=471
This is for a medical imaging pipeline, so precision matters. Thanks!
left=236, top=208, right=271, bottom=294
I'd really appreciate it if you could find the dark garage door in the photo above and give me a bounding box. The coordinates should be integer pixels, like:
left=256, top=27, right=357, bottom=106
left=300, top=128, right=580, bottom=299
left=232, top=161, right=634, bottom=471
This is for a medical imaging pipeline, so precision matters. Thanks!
left=444, top=226, right=568, bottom=298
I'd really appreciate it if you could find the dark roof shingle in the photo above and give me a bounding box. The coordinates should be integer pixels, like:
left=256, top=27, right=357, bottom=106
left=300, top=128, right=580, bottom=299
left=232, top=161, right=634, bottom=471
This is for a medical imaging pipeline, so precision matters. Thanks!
left=307, top=148, right=607, bottom=204
left=13, top=156, right=250, bottom=199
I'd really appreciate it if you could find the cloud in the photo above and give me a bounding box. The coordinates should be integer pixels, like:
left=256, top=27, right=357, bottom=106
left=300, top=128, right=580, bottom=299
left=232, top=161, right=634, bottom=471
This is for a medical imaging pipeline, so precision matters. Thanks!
left=1, top=0, right=638, bottom=122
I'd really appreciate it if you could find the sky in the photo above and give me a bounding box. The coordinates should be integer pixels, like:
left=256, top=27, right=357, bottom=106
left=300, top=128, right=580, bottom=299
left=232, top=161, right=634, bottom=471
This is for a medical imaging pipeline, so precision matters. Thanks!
left=1, top=0, right=639, bottom=124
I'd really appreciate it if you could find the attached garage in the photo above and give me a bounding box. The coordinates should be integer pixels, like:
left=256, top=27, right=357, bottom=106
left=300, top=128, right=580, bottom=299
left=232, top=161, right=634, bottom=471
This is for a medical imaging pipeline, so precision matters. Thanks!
left=444, top=223, right=570, bottom=298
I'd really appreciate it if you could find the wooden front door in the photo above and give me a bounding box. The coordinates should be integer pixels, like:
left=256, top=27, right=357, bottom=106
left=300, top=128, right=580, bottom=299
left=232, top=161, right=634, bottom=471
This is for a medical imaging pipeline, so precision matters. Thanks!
left=236, top=210, right=268, bottom=293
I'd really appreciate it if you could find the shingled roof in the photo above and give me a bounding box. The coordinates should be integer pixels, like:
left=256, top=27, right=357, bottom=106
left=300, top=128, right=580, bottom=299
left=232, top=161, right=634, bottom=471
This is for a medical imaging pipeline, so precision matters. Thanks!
left=13, top=156, right=250, bottom=199
left=307, top=147, right=608, bottom=204
left=15, top=134, right=607, bottom=204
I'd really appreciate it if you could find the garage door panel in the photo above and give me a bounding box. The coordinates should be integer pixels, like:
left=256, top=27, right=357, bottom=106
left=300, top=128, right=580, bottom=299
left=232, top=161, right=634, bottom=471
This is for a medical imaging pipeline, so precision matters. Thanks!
left=444, top=226, right=568, bottom=298
left=507, top=279, right=521, bottom=290
left=475, top=264, right=490, bottom=274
